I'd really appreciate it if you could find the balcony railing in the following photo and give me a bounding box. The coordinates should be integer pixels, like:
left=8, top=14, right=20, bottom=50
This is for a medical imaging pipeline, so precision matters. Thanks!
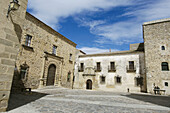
left=108, top=65, right=116, bottom=72
left=126, top=66, right=136, bottom=72
left=94, top=66, right=102, bottom=72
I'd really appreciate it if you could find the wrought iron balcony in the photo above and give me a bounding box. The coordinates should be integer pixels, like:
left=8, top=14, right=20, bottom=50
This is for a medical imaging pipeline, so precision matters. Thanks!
left=126, top=66, right=136, bottom=72
left=94, top=66, right=102, bottom=72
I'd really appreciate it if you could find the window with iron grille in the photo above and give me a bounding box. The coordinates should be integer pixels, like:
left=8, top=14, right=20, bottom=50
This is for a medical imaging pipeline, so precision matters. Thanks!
left=162, top=62, right=169, bottom=71
left=25, top=35, right=32, bottom=46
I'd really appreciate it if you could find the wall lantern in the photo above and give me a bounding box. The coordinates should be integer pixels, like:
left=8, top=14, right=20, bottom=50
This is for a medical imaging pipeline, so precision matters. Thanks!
left=7, top=0, right=20, bottom=17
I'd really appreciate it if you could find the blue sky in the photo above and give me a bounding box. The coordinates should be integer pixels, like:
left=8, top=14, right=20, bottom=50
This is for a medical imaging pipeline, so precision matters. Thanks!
left=27, top=0, right=170, bottom=54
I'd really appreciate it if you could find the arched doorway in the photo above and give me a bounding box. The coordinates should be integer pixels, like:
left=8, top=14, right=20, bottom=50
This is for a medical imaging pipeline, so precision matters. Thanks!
left=46, top=64, right=56, bottom=86
left=86, top=79, right=92, bottom=90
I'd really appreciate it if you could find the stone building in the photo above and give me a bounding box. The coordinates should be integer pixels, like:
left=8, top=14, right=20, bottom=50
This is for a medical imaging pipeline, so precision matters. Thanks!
left=12, top=12, right=77, bottom=90
left=143, top=19, right=170, bottom=95
left=0, top=0, right=28, bottom=111
left=74, top=44, right=146, bottom=93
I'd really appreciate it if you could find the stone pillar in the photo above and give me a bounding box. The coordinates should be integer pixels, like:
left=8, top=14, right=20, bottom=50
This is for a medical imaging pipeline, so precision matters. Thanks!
left=0, top=0, right=28, bottom=111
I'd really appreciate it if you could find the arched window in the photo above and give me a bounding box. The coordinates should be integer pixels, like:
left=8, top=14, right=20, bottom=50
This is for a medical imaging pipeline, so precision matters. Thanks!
left=161, top=46, right=165, bottom=50
left=162, top=62, right=169, bottom=71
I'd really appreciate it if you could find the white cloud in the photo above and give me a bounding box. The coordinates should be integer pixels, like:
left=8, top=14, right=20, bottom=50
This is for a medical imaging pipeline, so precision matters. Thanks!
left=78, top=47, right=118, bottom=54
left=76, top=0, right=170, bottom=45
left=28, top=0, right=134, bottom=29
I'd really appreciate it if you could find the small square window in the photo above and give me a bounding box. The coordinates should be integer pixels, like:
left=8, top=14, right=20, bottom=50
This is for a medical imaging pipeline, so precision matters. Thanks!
left=165, top=82, right=168, bottom=87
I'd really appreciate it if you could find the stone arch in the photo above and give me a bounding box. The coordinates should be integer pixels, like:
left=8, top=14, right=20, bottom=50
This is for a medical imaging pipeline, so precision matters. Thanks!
left=46, top=64, right=56, bottom=86
left=44, top=60, right=60, bottom=86
left=86, top=79, right=92, bottom=90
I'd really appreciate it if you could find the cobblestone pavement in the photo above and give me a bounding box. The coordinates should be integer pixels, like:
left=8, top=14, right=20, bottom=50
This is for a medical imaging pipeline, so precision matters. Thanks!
left=6, top=86, right=170, bottom=113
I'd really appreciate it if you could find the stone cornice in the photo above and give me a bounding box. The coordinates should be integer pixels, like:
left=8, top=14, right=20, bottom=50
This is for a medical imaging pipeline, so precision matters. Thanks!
left=26, top=12, right=77, bottom=47
left=79, top=50, right=143, bottom=58
left=143, top=18, right=170, bottom=26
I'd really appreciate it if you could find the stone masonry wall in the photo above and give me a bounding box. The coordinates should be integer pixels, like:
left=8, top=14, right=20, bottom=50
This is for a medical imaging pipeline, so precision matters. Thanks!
left=143, top=20, right=170, bottom=95
left=0, top=0, right=28, bottom=111
left=12, top=12, right=77, bottom=90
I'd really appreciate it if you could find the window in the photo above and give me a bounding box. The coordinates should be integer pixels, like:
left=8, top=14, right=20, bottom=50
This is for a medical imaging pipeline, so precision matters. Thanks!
left=129, top=61, right=134, bottom=70
left=162, top=62, right=169, bottom=71
left=20, top=67, right=28, bottom=80
left=69, top=54, right=72, bottom=61
left=52, top=45, right=57, bottom=55
left=97, top=62, right=101, bottom=70
left=116, top=76, right=121, bottom=84
left=161, top=46, right=165, bottom=50
left=165, top=82, right=168, bottom=87
left=25, top=35, right=32, bottom=46
left=100, top=76, right=105, bottom=84
left=135, top=77, right=143, bottom=86
left=79, top=63, right=84, bottom=71
left=110, top=62, right=115, bottom=70
left=67, top=71, right=71, bottom=82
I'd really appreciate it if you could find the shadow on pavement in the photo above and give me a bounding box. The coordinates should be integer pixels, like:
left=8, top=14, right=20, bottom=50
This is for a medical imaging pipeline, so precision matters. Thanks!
left=7, top=91, right=47, bottom=111
left=123, top=93, right=170, bottom=108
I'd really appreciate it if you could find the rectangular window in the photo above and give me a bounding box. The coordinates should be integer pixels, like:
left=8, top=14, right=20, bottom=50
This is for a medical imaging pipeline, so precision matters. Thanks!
left=52, top=45, right=57, bottom=55
left=116, top=76, right=121, bottom=84
left=110, top=62, right=115, bottom=70
left=80, top=63, right=84, bottom=70
left=100, top=76, right=105, bottom=84
left=165, top=82, right=168, bottom=87
left=25, top=35, right=32, bottom=46
left=69, top=54, right=72, bottom=61
left=129, top=61, right=134, bottom=70
left=162, top=62, right=169, bottom=71
left=20, top=68, right=27, bottom=80
left=97, top=62, right=101, bottom=70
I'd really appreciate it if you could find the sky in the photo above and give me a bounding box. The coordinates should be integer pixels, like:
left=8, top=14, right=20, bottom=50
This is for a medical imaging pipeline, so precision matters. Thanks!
left=27, top=0, right=170, bottom=54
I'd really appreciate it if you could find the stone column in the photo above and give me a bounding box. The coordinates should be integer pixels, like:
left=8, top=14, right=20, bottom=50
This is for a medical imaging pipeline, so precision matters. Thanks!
left=0, top=0, right=28, bottom=111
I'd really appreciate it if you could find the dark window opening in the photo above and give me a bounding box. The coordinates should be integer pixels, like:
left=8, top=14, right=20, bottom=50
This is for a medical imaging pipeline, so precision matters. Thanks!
left=25, top=35, right=32, bottom=46
left=116, top=76, right=121, bottom=84
left=96, top=62, right=101, bottom=71
left=79, top=63, right=84, bottom=72
left=129, top=61, right=134, bottom=70
left=162, top=62, right=169, bottom=71
left=110, top=62, right=115, bottom=70
left=136, top=77, right=143, bottom=86
left=165, top=82, right=168, bottom=87
left=161, top=46, right=165, bottom=50
left=100, top=76, right=105, bottom=84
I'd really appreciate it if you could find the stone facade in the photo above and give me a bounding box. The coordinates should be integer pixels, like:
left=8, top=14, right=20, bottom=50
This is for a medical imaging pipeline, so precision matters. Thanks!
left=74, top=48, right=146, bottom=93
left=143, top=19, right=170, bottom=95
left=0, top=0, right=28, bottom=111
left=12, top=12, right=77, bottom=90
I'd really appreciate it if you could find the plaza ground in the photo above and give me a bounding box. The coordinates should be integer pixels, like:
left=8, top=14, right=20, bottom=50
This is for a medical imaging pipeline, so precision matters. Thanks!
left=5, top=86, right=170, bottom=113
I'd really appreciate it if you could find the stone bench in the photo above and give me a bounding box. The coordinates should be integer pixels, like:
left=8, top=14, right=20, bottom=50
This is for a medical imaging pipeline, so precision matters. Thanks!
left=154, top=89, right=166, bottom=95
